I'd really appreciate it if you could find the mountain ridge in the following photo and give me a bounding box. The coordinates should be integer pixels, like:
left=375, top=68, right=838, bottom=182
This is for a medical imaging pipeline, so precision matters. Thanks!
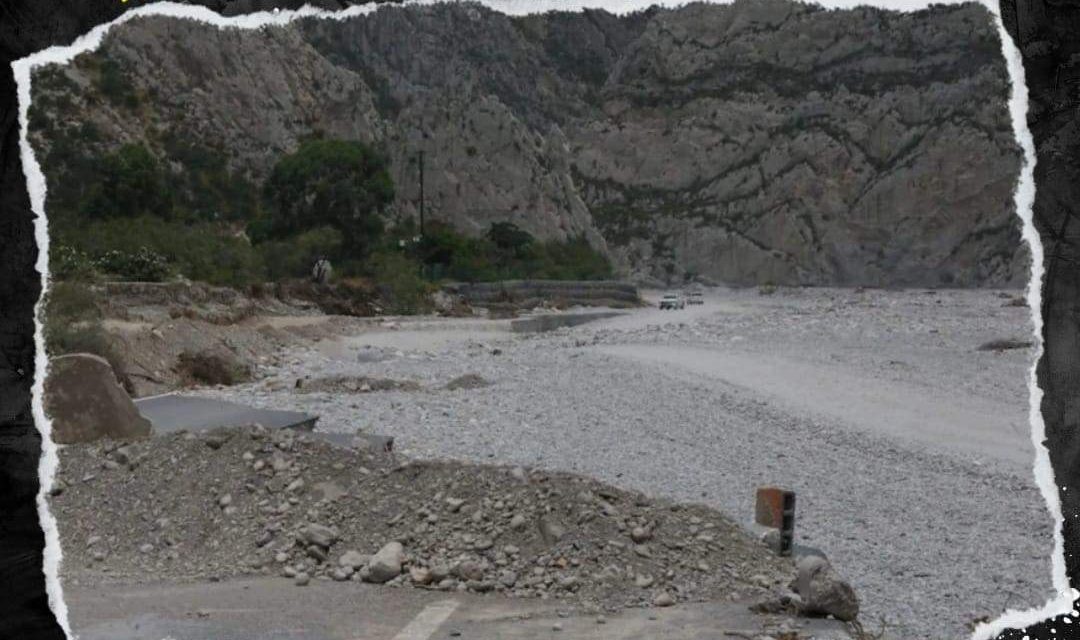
left=29, top=0, right=1024, bottom=287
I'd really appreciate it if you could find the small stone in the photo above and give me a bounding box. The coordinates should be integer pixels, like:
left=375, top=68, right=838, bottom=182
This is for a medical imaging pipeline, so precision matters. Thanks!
left=300, top=523, right=339, bottom=548
left=205, top=434, right=228, bottom=450
left=430, top=565, right=451, bottom=582
left=455, top=560, right=485, bottom=582
left=653, top=592, right=675, bottom=607
left=294, top=572, right=310, bottom=586
left=410, top=566, right=433, bottom=586
left=306, top=545, right=328, bottom=563
left=339, top=550, right=369, bottom=569
left=112, top=446, right=134, bottom=467
left=538, top=516, right=566, bottom=544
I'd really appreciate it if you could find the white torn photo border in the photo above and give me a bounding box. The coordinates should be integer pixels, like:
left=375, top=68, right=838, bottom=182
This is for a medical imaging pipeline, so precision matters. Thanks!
left=9, top=0, right=1064, bottom=637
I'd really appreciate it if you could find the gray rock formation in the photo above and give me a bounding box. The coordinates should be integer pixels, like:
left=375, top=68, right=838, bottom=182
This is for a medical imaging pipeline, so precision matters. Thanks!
left=29, top=1, right=1022, bottom=286
left=44, top=353, right=152, bottom=444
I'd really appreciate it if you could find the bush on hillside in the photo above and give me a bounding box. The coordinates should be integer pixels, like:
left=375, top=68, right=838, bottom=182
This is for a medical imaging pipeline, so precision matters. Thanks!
left=94, top=247, right=172, bottom=282
left=368, top=250, right=432, bottom=315
left=257, top=226, right=344, bottom=281
left=62, top=216, right=264, bottom=286
left=80, top=144, right=172, bottom=221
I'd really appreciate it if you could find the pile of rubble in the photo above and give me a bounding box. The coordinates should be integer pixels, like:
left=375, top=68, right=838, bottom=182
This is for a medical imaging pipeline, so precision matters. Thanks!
left=50, top=425, right=799, bottom=612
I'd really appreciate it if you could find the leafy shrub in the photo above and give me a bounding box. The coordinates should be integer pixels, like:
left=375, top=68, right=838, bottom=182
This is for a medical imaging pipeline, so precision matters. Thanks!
left=529, top=236, right=613, bottom=280
left=96, top=57, right=139, bottom=109
left=162, top=135, right=261, bottom=223
left=368, top=250, right=432, bottom=314
left=379, top=220, right=612, bottom=284
left=50, top=244, right=97, bottom=281
left=69, top=217, right=264, bottom=286
left=94, top=246, right=171, bottom=282
left=80, top=144, right=172, bottom=221
left=486, top=221, right=534, bottom=254
left=176, top=351, right=251, bottom=386
left=257, top=226, right=344, bottom=281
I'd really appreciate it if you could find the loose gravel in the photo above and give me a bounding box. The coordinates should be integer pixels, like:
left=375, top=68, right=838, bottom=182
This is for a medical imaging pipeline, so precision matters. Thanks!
left=198, top=286, right=1054, bottom=640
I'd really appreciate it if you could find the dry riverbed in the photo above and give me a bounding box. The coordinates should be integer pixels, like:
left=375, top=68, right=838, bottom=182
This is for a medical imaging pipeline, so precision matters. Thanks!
left=192, top=286, right=1053, bottom=640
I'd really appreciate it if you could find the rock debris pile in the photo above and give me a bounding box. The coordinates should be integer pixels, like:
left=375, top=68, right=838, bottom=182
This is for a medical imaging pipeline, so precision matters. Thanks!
left=51, top=425, right=795, bottom=611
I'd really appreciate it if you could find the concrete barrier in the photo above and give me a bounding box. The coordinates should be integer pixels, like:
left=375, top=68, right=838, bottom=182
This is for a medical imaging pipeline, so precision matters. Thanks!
left=446, top=280, right=641, bottom=308
left=510, top=311, right=625, bottom=333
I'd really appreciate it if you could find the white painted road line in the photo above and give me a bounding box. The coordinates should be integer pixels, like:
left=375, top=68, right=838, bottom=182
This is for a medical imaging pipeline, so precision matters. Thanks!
left=389, top=600, right=460, bottom=640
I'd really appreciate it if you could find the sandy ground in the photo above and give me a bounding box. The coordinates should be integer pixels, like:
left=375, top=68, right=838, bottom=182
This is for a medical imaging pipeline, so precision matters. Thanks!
left=200, top=286, right=1054, bottom=639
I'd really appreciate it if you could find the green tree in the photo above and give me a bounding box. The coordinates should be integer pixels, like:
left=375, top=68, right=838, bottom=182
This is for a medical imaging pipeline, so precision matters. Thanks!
left=263, top=139, right=394, bottom=261
left=81, top=144, right=172, bottom=220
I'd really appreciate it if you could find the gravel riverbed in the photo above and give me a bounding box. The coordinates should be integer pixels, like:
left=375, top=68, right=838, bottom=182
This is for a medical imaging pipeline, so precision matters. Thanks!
left=204, top=286, right=1056, bottom=639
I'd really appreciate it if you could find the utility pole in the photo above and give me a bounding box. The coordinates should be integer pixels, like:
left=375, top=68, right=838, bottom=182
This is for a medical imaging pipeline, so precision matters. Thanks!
left=418, top=149, right=425, bottom=238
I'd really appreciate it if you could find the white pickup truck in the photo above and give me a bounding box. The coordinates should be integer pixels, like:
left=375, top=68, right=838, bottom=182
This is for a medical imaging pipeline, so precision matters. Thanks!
left=659, top=292, right=685, bottom=310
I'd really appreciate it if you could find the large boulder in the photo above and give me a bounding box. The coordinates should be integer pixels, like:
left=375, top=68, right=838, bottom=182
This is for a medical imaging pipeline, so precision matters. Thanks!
left=44, top=354, right=151, bottom=444
left=364, top=541, right=405, bottom=584
left=793, top=556, right=860, bottom=622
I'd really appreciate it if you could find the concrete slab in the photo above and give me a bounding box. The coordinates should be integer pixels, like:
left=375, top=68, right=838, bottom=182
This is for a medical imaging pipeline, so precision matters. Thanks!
left=64, top=577, right=856, bottom=640
left=134, top=394, right=318, bottom=433
left=307, top=431, right=394, bottom=452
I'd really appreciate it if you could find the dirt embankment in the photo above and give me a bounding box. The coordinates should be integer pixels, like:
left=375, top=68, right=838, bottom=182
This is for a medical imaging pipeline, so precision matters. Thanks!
left=91, top=280, right=379, bottom=397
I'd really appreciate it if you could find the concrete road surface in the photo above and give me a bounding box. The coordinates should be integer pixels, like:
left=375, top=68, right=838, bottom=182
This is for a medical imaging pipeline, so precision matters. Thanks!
left=65, top=578, right=853, bottom=640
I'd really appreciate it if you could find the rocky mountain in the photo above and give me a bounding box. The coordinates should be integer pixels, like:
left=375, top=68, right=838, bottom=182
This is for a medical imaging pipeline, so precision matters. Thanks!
left=29, top=0, right=1023, bottom=286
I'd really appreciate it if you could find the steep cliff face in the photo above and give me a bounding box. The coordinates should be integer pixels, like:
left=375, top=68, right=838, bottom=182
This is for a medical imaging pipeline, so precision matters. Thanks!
left=562, top=1, right=1023, bottom=286
left=29, top=0, right=1023, bottom=286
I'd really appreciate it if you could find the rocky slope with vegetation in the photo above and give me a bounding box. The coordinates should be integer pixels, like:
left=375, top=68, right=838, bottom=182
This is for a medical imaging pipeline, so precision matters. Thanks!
left=29, top=0, right=1022, bottom=286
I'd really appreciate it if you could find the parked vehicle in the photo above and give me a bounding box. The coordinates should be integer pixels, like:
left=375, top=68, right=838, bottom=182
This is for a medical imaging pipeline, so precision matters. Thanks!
left=659, top=292, right=685, bottom=310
